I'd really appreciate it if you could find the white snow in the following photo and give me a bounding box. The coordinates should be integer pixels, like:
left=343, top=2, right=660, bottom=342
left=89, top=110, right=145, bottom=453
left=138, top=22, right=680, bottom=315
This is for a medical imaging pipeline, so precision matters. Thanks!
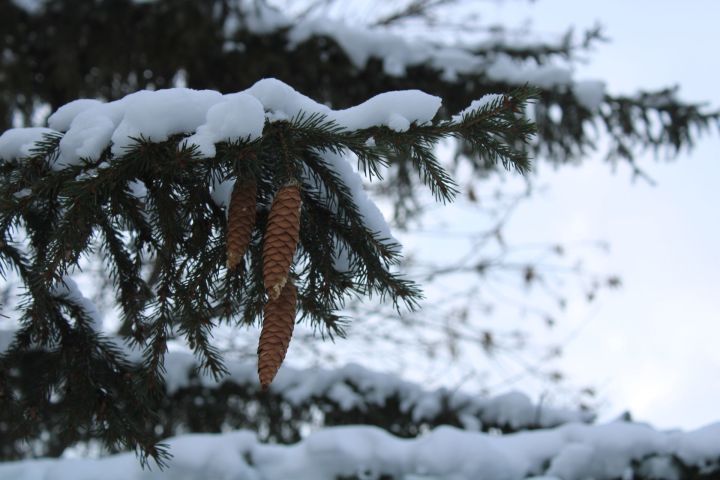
left=0, top=127, right=58, bottom=161
left=51, top=277, right=103, bottom=330
left=299, top=146, right=398, bottom=256
left=3, top=79, right=441, bottom=169
left=53, top=101, right=122, bottom=169
left=3, top=326, right=592, bottom=431
left=266, top=6, right=607, bottom=108
left=0, top=327, right=716, bottom=479
left=480, top=391, right=546, bottom=430
left=451, top=93, right=505, bottom=123
left=184, top=93, right=265, bottom=158
left=127, top=179, right=147, bottom=201
left=2, top=422, right=718, bottom=480
left=0, top=330, right=14, bottom=352
left=47, top=99, right=104, bottom=132
left=286, top=17, right=491, bottom=80
left=485, top=55, right=573, bottom=89
left=136, top=350, right=591, bottom=430
left=108, top=89, right=222, bottom=157
left=209, top=177, right=236, bottom=214
left=572, top=80, right=606, bottom=111
left=48, top=90, right=265, bottom=165
left=279, top=9, right=601, bottom=104
left=219, top=0, right=291, bottom=41
left=244, top=78, right=441, bottom=131
left=675, top=421, right=720, bottom=467
left=331, top=243, right=352, bottom=274
left=335, top=90, right=440, bottom=131
left=13, top=188, right=32, bottom=199
left=286, top=15, right=579, bottom=92
left=289, top=19, right=437, bottom=77
left=318, top=149, right=397, bottom=245
left=9, top=0, right=46, bottom=13
left=51, top=88, right=220, bottom=168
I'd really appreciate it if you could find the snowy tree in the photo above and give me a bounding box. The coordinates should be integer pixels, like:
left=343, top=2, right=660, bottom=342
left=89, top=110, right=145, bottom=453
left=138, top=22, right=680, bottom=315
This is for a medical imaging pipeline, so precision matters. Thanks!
left=1, top=0, right=719, bottom=478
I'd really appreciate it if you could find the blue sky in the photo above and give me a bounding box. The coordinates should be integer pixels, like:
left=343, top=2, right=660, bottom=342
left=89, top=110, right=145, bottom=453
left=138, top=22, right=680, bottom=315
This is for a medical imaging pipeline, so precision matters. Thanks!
left=486, top=0, right=720, bottom=429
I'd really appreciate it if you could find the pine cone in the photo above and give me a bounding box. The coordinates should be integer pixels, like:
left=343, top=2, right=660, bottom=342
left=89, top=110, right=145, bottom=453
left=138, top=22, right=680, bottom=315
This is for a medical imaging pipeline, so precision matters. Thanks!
left=258, top=279, right=297, bottom=390
left=226, top=179, right=257, bottom=271
left=263, top=183, right=301, bottom=300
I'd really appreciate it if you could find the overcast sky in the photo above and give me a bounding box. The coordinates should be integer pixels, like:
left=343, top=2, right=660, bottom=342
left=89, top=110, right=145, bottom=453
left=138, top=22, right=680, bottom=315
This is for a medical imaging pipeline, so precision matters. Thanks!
left=6, top=0, right=716, bottom=434
left=484, top=0, right=720, bottom=430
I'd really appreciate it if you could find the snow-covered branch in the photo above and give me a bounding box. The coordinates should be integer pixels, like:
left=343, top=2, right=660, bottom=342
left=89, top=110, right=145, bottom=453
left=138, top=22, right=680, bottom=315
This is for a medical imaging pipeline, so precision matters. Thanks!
left=2, top=421, right=719, bottom=479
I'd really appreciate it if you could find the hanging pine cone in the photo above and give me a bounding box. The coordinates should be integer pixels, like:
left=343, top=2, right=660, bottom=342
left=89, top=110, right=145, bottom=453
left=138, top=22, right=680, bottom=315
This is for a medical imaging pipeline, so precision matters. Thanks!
left=263, top=182, right=301, bottom=300
left=258, top=279, right=297, bottom=390
left=226, top=179, right=257, bottom=271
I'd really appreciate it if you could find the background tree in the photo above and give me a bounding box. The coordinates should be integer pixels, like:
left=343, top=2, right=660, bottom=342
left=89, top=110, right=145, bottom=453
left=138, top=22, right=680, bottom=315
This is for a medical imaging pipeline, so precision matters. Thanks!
left=0, top=0, right=718, bottom=471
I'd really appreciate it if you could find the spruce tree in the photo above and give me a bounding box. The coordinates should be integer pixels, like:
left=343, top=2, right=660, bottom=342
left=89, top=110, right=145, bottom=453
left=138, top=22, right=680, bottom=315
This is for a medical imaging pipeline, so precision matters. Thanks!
left=0, top=0, right=718, bottom=470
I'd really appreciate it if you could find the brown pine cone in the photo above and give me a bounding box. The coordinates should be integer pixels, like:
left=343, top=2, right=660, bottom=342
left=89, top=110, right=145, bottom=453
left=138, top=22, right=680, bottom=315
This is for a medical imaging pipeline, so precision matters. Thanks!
left=226, top=179, right=257, bottom=271
left=263, top=182, right=302, bottom=300
left=258, top=279, right=297, bottom=390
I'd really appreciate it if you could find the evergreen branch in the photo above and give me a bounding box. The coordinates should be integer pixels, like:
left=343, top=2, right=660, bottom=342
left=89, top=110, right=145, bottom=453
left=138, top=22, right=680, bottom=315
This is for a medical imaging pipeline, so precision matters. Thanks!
left=0, top=1, right=716, bottom=467
left=97, top=217, right=151, bottom=345
left=0, top=235, right=30, bottom=282
left=175, top=239, right=230, bottom=380
left=289, top=112, right=388, bottom=180
left=50, top=291, right=169, bottom=467
left=0, top=82, right=534, bottom=462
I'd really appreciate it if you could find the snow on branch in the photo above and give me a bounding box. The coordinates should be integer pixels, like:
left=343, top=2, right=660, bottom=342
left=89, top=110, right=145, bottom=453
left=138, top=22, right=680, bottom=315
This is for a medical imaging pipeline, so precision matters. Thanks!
left=5, top=0, right=718, bottom=175
left=160, top=350, right=592, bottom=431
left=227, top=1, right=592, bottom=94
left=5, top=78, right=439, bottom=168
left=2, top=421, right=719, bottom=479
left=50, top=277, right=103, bottom=331
left=0, top=328, right=590, bottom=430
left=0, top=328, right=592, bottom=459
left=10, top=0, right=596, bottom=106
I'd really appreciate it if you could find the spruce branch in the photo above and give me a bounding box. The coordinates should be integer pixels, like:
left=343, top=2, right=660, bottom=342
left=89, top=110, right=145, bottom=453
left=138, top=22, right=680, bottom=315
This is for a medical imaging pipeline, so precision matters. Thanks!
left=0, top=84, right=535, bottom=462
